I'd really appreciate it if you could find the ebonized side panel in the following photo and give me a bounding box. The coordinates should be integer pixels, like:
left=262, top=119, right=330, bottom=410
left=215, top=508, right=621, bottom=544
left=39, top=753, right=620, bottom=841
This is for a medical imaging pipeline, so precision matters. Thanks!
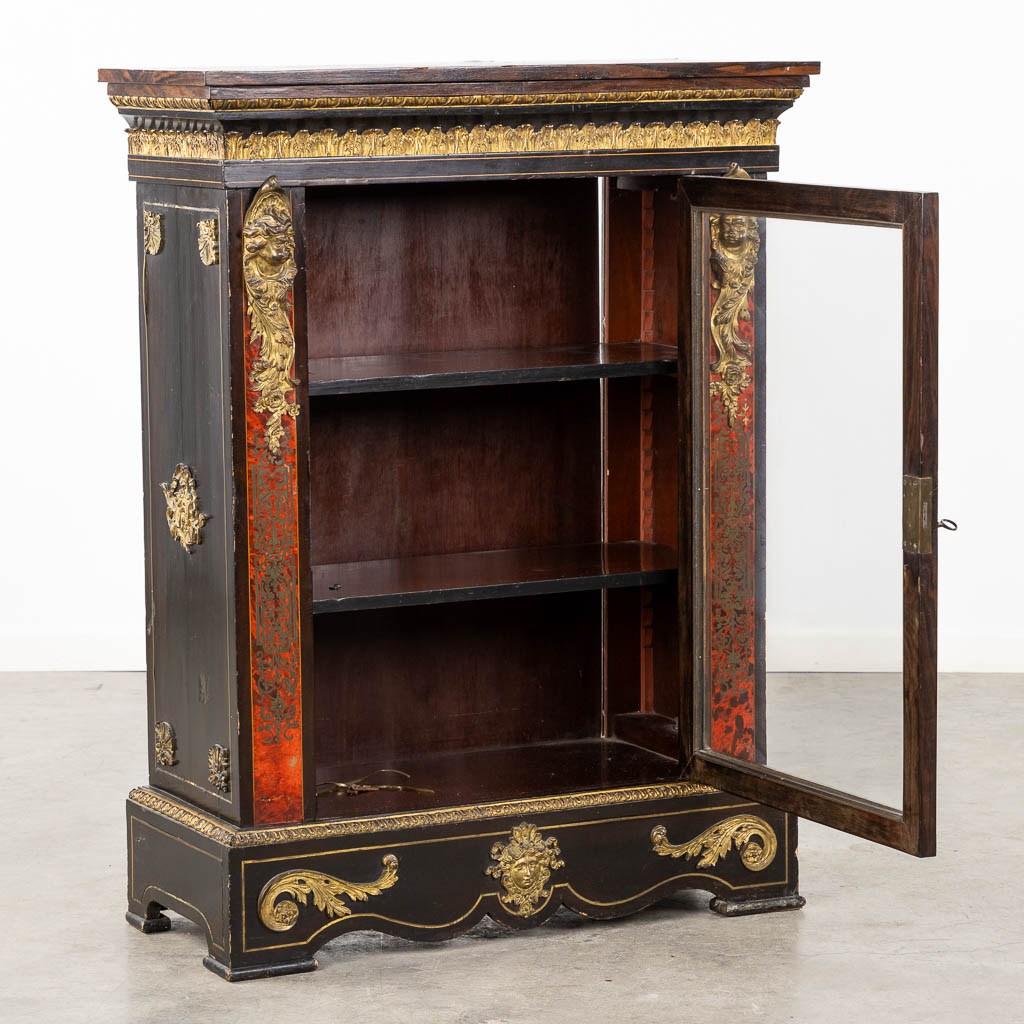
left=138, top=183, right=240, bottom=821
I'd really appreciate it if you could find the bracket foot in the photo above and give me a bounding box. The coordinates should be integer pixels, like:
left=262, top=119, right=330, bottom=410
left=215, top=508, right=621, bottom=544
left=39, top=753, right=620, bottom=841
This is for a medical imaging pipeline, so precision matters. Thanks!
left=709, top=894, right=805, bottom=917
left=202, top=955, right=318, bottom=982
left=125, top=909, right=172, bottom=933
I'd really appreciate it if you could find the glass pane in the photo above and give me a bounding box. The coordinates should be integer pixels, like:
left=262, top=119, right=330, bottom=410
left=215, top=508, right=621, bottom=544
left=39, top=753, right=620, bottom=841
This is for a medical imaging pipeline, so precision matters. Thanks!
left=703, top=211, right=904, bottom=811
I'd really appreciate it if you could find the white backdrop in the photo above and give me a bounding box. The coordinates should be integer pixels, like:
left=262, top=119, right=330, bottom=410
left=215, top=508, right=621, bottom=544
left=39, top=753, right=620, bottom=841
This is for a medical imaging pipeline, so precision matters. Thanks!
left=1, top=0, right=1020, bottom=671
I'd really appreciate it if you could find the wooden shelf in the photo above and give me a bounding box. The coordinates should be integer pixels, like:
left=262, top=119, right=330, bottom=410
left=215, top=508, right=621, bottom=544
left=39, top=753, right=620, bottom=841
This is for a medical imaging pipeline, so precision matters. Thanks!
left=308, top=342, right=677, bottom=395
left=312, top=541, right=677, bottom=613
left=315, top=737, right=681, bottom=819
left=614, top=712, right=680, bottom=759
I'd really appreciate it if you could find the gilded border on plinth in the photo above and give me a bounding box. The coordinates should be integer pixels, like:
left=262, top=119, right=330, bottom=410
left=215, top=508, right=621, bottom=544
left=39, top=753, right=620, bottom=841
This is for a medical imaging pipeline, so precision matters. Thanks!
left=111, top=86, right=801, bottom=113
left=128, top=781, right=718, bottom=848
left=126, top=119, right=780, bottom=161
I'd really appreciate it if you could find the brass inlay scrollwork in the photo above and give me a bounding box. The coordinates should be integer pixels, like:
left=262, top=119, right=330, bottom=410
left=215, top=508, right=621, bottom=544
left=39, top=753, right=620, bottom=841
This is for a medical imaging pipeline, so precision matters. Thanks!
left=127, top=118, right=780, bottom=161
left=153, top=721, right=177, bottom=766
left=208, top=744, right=230, bottom=793
left=111, top=87, right=802, bottom=113
left=197, top=218, right=219, bottom=266
left=486, top=823, right=565, bottom=917
left=160, top=464, right=208, bottom=553
left=242, top=177, right=299, bottom=455
left=142, top=210, right=163, bottom=254
left=258, top=855, right=399, bottom=932
left=708, top=164, right=760, bottom=427
left=650, top=815, right=777, bottom=871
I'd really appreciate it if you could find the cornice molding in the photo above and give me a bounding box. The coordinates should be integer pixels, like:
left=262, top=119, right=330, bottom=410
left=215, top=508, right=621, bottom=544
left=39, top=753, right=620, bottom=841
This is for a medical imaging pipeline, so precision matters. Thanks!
left=111, top=86, right=801, bottom=113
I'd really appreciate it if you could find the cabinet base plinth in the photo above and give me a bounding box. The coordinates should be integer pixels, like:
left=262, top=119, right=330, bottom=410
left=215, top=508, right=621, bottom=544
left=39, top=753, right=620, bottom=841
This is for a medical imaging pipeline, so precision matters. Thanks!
left=203, top=955, right=319, bottom=982
left=125, top=909, right=172, bottom=933
left=709, top=894, right=806, bottom=916
left=127, top=784, right=800, bottom=980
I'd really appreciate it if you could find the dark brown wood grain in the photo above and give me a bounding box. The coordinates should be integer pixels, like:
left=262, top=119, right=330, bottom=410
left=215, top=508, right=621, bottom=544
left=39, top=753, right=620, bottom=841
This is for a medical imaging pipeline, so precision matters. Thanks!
left=309, top=382, right=601, bottom=565
left=679, top=176, right=911, bottom=226
left=613, top=712, right=680, bottom=759
left=315, top=737, right=678, bottom=818
left=313, top=593, right=602, bottom=768
left=602, top=179, right=683, bottom=742
left=99, top=61, right=820, bottom=87
left=305, top=180, right=598, bottom=359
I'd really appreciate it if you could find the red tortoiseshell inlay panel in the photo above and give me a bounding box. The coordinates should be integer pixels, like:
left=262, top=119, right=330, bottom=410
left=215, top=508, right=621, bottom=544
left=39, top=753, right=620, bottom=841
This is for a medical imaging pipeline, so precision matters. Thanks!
left=707, top=278, right=757, bottom=761
left=244, top=288, right=303, bottom=825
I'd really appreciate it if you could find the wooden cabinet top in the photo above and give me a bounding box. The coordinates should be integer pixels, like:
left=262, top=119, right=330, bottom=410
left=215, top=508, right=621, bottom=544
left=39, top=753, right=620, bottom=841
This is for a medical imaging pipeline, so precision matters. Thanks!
left=98, top=61, right=817, bottom=121
left=99, top=61, right=818, bottom=185
left=99, top=60, right=819, bottom=89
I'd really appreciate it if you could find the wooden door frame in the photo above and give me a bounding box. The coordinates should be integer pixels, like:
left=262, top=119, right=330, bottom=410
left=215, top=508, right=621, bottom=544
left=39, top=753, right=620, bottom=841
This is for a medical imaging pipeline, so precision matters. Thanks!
left=677, top=175, right=939, bottom=856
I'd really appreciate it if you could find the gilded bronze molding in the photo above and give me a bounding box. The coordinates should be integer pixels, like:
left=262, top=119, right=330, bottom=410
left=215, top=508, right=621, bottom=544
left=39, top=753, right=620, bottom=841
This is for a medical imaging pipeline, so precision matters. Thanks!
left=153, top=721, right=177, bottom=767
left=127, top=781, right=719, bottom=848
left=130, top=131, right=226, bottom=161
left=160, top=464, right=208, bottom=553
left=112, top=94, right=215, bottom=110
left=208, top=744, right=230, bottom=793
left=112, top=87, right=802, bottom=113
left=708, top=164, right=760, bottom=427
left=129, top=789, right=238, bottom=845
left=142, top=210, right=163, bottom=254
left=486, top=823, right=565, bottom=917
left=258, top=856, right=399, bottom=932
left=197, top=218, right=219, bottom=266
left=127, top=118, right=780, bottom=161
left=242, top=177, right=299, bottom=455
left=650, top=815, right=777, bottom=871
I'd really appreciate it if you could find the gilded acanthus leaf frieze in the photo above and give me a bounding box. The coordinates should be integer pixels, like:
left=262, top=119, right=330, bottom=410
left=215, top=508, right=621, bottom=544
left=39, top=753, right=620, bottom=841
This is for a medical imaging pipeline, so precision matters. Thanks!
left=127, top=118, right=780, bottom=161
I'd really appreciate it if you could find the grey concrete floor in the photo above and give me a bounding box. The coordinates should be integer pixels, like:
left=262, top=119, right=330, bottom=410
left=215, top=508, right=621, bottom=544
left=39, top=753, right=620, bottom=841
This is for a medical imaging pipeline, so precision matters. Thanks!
left=2, top=672, right=1022, bottom=1023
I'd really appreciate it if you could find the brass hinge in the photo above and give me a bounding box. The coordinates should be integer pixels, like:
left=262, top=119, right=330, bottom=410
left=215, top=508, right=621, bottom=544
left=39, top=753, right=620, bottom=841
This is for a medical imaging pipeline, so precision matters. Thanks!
left=903, top=475, right=934, bottom=555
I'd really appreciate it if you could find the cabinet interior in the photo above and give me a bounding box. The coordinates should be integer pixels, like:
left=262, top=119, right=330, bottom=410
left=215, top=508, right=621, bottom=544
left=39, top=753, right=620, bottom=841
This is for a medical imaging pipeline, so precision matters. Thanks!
left=305, top=177, right=684, bottom=817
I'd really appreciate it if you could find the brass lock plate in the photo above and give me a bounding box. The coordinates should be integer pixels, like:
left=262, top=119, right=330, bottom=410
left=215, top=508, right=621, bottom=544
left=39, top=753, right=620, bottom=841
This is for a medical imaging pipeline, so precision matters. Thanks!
left=903, top=475, right=934, bottom=555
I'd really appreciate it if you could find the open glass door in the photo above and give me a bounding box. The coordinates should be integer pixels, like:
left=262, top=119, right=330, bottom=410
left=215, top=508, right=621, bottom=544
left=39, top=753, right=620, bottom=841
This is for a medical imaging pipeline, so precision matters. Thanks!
left=678, top=171, right=938, bottom=856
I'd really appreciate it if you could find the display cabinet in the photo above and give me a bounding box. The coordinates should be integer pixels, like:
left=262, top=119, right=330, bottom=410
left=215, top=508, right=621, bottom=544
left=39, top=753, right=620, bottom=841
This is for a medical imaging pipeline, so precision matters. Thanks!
left=99, top=61, right=939, bottom=981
